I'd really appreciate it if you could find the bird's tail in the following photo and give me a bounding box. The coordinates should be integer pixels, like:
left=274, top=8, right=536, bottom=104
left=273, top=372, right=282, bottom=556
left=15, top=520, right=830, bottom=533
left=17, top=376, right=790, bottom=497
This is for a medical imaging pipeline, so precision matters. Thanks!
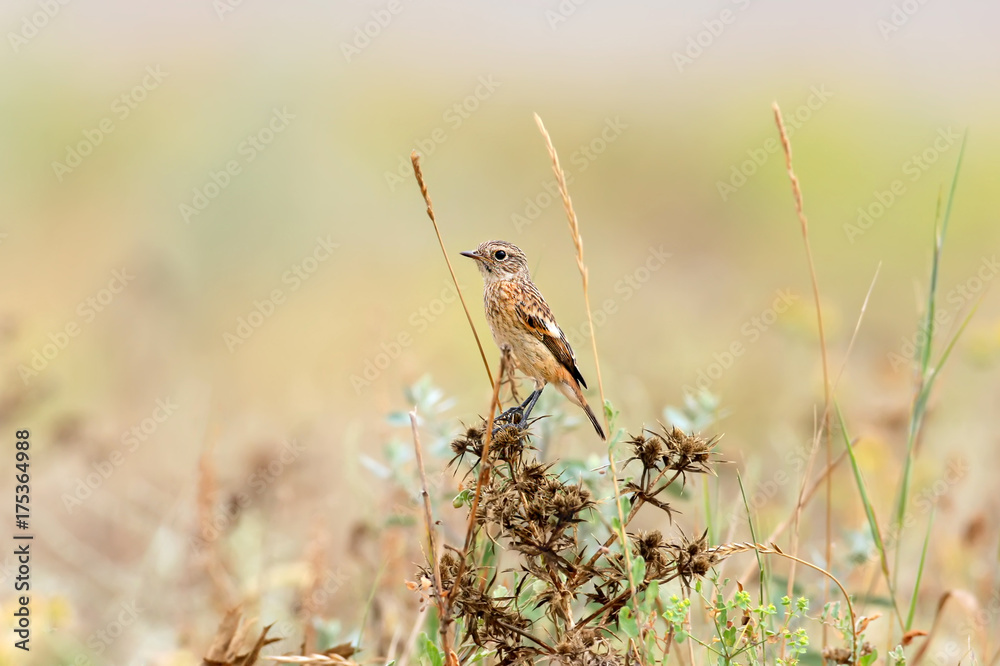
left=582, top=401, right=607, bottom=441
left=556, top=379, right=607, bottom=440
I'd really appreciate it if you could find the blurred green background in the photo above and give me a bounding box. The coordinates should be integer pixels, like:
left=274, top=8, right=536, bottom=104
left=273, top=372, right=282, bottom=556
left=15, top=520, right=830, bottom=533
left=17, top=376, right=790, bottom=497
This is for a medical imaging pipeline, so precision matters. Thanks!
left=0, top=0, right=998, bottom=663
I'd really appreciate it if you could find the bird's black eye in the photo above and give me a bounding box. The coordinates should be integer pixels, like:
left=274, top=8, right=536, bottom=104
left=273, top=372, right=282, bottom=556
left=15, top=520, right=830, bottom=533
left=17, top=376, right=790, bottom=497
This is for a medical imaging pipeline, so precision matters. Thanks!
left=494, top=250, right=507, bottom=261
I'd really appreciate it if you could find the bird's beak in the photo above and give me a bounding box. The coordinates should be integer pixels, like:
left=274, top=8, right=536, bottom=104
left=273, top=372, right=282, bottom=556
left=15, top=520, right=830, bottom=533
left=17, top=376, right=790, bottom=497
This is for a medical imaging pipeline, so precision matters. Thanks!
left=460, top=251, right=481, bottom=261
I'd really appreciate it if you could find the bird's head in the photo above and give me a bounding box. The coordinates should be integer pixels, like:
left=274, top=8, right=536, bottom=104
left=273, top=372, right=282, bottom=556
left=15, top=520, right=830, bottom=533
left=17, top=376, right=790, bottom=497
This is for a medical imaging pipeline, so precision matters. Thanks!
left=461, top=240, right=529, bottom=282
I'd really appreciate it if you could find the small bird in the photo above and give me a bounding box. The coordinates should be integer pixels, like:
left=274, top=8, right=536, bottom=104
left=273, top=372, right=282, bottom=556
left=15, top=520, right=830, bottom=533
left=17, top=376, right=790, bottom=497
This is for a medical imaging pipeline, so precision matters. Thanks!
left=461, top=240, right=606, bottom=440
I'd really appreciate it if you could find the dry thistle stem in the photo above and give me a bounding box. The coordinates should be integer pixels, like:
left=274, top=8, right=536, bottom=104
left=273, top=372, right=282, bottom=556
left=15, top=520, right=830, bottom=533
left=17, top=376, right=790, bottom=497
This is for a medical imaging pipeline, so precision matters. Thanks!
left=410, top=413, right=728, bottom=665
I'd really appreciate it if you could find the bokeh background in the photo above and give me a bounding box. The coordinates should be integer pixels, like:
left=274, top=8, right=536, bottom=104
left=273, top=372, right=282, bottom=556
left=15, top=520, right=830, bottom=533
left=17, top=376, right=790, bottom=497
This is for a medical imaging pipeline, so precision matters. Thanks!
left=1, top=0, right=998, bottom=663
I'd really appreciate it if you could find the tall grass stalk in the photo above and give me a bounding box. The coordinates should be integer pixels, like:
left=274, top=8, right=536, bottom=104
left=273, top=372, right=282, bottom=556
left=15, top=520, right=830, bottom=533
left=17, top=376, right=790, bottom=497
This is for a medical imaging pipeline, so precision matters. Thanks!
left=890, top=134, right=968, bottom=602
left=836, top=404, right=904, bottom=638
left=533, top=114, right=643, bottom=654
left=410, top=151, right=495, bottom=388
left=772, top=102, right=835, bottom=651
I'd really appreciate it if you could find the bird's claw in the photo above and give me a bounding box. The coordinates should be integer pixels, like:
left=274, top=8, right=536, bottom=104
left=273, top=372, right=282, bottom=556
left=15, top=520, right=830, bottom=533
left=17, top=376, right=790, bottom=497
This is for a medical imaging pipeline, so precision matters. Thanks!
left=496, top=405, right=525, bottom=424
left=491, top=406, right=527, bottom=439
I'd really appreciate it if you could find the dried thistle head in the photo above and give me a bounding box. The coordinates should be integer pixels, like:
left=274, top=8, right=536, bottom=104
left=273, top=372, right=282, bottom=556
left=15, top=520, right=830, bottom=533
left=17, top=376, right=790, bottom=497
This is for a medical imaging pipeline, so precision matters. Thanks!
left=449, top=424, right=485, bottom=469
left=822, top=642, right=873, bottom=665
left=553, top=627, right=604, bottom=664
left=550, top=483, right=594, bottom=525
left=658, top=425, right=721, bottom=478
left=626, top=433, right=665, bottom=473
left=434, top=551, right=464, bottom=592
left=450, top=417, right=533, bottom=474
left=489, top=421, right=532, bottom=463
left=667, top=530, right=719, bottom=588
left=631, top=530, right=671, bottom=579
left=513, top=491, right=585, bottom=556
left=516, top=461, right=551, bottom=493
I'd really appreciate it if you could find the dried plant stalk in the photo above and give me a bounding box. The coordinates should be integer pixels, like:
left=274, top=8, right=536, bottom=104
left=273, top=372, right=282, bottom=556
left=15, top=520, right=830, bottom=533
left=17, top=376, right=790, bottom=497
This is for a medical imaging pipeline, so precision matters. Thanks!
left=772, top=102, right=834, bottom=644
left=410, top=151, right=495, bottom=388
left=532, top=114, right=608, bottom=435
left=409, top=409, right=451, bottom=664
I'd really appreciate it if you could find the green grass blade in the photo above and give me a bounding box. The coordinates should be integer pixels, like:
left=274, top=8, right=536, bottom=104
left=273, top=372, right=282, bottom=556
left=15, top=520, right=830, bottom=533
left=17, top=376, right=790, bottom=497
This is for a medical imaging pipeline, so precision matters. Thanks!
left=703, top=478, right=716, bottom=547
left=736, top=472, right=766, bottom=606
left=892, top=134, right=967, bottom=591
left=836, top=403, right=905, bottom=633
left=917, top=131, right=966, bottom=375
left=926, top=296, right=983, bottom=390
left=906, top=507, right=934, bottom=631
left=915, top=191, right=943, bottom=377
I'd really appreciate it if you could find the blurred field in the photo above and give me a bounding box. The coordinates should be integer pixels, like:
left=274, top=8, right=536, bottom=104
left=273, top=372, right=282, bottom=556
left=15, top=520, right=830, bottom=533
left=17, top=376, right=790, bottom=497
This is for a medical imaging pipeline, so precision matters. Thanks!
left=0, top=1, right=999, bottom=663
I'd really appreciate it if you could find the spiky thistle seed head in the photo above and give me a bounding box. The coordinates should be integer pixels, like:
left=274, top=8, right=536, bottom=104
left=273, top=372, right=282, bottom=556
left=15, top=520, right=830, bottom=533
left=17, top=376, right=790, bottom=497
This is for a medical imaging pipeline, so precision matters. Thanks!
left=668, top=530, right=719, bottom=587
left=626, top=433, right=665, bottom=472
left=632, top=530, right=671, bottom=579
left=659, top=425, right=720, bottom=476
left=490, top=421, right=531, bottom=462
left=449, top=424, right=485, bottom=468
left=550, top=484, right=594, bottom=524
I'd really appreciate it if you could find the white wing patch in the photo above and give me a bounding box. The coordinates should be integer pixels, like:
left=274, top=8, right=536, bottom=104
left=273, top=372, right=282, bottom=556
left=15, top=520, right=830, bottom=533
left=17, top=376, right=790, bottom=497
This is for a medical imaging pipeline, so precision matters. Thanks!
left=546, top=319, right=576, bottom=362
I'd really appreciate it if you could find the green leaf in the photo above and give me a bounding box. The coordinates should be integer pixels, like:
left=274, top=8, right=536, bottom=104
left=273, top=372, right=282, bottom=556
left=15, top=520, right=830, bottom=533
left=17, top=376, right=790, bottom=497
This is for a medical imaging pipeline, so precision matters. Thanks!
left=603, top=399, right=620, bottom=429
left=619, top=606, right=640, bottom=638
left=631, top=554, right=647, bottom=584
left=452, top=488, right=474, bottom=508
left=420, top=633, right=444, bottom=666
left=643, top=580, right=660, bottom=612
left=859, top=648, right=879, bottom=666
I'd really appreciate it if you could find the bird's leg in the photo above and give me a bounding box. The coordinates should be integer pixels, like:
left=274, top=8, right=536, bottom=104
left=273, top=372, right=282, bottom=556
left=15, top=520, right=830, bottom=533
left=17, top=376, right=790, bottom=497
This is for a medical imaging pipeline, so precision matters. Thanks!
left=497, top=390, right=538, bottom=424
left=519, top=386, right=544, bottom=422
left=494, top=389, right=545, bottom=437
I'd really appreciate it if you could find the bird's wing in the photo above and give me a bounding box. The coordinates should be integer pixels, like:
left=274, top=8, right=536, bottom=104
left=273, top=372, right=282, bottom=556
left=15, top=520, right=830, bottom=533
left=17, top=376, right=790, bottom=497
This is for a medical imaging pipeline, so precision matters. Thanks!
left=515, top=282, right=589, bottom=389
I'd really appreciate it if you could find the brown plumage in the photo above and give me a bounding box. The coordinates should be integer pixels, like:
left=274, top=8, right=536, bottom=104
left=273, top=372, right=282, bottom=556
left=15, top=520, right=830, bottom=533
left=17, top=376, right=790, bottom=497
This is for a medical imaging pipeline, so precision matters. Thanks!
left=461, top=240, right=606, bottom=440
